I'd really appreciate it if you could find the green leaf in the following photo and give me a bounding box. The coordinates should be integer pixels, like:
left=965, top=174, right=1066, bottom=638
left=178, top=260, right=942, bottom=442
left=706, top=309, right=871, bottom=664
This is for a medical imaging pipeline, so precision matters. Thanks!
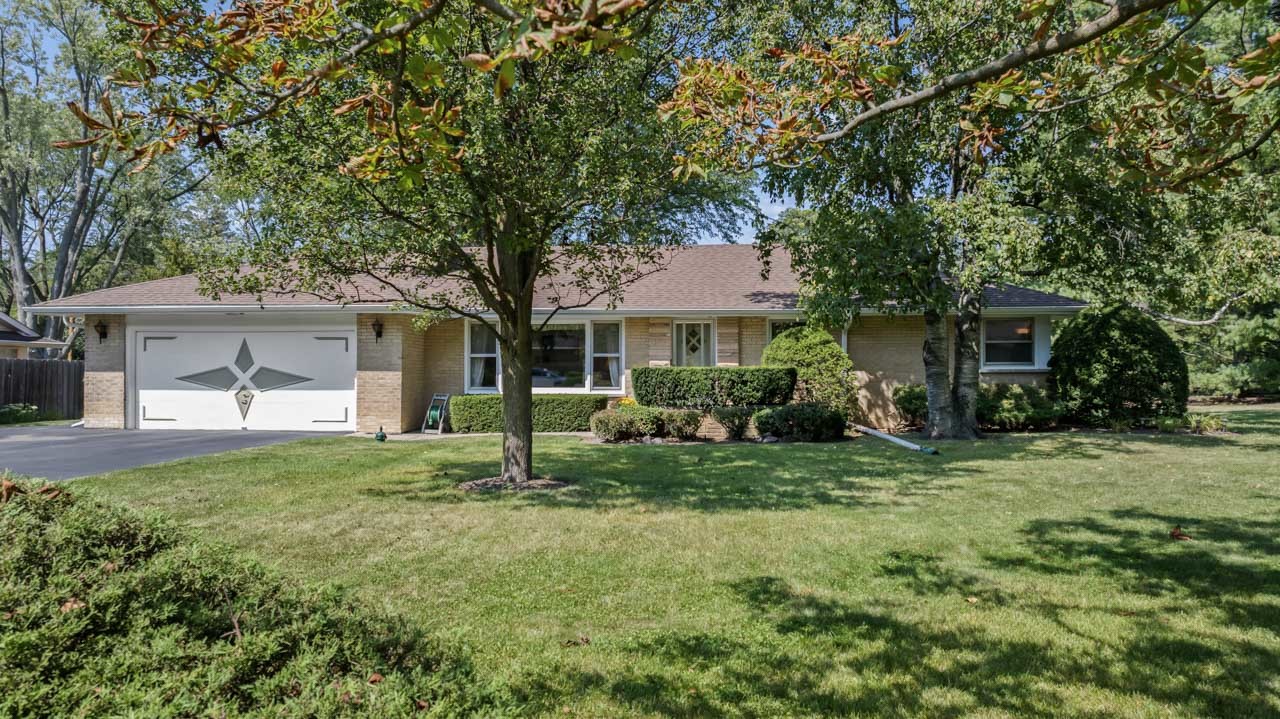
left=495, top=60, right=516, bottom=98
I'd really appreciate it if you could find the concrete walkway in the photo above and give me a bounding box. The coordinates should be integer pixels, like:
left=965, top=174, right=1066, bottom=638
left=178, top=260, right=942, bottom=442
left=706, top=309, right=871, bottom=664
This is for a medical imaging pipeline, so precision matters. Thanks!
left=348, top=431, right=593, bottom=442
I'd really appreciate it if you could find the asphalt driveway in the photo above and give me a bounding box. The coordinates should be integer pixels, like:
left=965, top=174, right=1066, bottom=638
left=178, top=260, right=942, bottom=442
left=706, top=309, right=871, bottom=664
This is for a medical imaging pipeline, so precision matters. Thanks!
left=0, top=427, right=321, bottom=481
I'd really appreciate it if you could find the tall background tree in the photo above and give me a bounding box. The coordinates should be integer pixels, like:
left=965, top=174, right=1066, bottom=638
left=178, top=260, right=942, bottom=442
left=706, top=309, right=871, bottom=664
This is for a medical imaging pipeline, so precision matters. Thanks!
left=0, top=0, right=204, bottom=350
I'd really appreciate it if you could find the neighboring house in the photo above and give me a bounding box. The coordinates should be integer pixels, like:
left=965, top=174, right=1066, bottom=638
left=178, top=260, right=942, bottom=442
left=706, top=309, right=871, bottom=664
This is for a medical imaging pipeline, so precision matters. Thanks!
left=29, top=245, right=1084, bottom=432
left=0, top=313, right=65, bottom=359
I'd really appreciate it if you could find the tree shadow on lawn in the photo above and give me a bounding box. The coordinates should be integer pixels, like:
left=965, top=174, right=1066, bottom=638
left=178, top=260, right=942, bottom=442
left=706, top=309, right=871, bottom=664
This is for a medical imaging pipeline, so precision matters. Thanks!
left=984, top=508, right=1280, bottom=634
left=357, top=440, right=985, bottom=513
left=353, top=406, right=1278, bottom=514
left=356, top=420, right=1274, bottom=514
left=509, top=509, right=1280, bottom=717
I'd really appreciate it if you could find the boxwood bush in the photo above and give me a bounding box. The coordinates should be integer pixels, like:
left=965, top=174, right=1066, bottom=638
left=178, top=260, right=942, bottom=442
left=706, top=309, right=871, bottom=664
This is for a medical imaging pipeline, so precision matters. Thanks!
left=631, top=367, right=796, bottom=409
left=448, top=394, right=608, bottom=432
left=589, top=409, right=639, bottom=442
left=591, top=406, right=704, bottom=442
left=1049, top=306, right=1189, bottom=425
left=893, top=383, right=1063, bottom=430
left=618, top=403, right=666, bottom=436
left=709, top=406, right=754, bottom=440
left=761, top=326, right=858, bottom=416
left=0, top=482, right=504, bottom=718
left=661, top=409, right=703, bottom=440
left=752, top=403, right=845, bottom=441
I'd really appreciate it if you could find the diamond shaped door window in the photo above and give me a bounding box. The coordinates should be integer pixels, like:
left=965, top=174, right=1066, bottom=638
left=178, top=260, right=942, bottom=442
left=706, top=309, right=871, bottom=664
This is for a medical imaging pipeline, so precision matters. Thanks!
left=175, top=337, right=313, bottom=421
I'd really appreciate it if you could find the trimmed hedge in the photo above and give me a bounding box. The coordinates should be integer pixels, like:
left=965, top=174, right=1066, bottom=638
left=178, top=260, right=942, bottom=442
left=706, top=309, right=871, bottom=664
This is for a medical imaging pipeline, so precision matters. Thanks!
left=591, top=406, right=703, bottom=442
left=0, top=481, right=504, bottom=717
left=631, top=367, right=796, bottom=409
left=752, top=403, right=846, bottom=441
left=1049, top=306, right=1189, bottom=425
left=448, top=394, right=608, bottom=432
left=893, top=383, right=1063, bottom=430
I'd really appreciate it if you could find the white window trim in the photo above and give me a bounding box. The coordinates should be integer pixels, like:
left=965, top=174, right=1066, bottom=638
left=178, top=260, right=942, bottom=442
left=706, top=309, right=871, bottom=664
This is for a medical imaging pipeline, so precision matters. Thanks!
left=672, top=318, right=717, bottom=367
left=980, top=316, right=1043, bottom=371
left=463, top=321, right=500, bottom=394
left=463, top=318, right=627, bottom=395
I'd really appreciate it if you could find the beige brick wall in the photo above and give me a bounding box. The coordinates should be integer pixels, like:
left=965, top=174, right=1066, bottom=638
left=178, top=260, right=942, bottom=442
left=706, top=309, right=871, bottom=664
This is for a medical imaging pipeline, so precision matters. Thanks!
left=846, top=316, right=1052, bottom=428
left=647, top=318, right=672, bottom=366
left=400, top=318, right=428, bottom=431
left=847, top=316, right=927, bottom=429
left=624, top=317, right=649, bottom=393
left=84, top=314, right=126, bottom=428
left=739, top=317, right=767, bottom=366
left=422, top=318, right=465, bottom=409
left=356, top=314, right=433, bottom=433
left=716, top=318, right=740, bottom=366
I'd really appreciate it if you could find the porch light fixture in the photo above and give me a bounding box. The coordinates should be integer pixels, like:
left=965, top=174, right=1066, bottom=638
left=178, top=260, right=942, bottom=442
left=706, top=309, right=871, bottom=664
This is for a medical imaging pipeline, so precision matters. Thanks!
left=371, top=318, right=384, bottom=342
left=93, top=320, right=109, bottom=344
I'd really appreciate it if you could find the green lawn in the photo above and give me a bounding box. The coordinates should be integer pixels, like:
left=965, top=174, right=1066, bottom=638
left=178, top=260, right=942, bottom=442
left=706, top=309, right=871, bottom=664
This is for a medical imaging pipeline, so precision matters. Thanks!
left=77, top=411, right=1280, bottom=718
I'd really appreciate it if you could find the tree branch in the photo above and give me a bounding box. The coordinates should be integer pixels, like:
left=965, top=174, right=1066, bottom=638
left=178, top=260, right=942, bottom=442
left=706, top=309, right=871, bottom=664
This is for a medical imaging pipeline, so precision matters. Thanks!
left=1132, top=293, right=1248, bottom=326
left=813, top=0, right=1176, bottom=143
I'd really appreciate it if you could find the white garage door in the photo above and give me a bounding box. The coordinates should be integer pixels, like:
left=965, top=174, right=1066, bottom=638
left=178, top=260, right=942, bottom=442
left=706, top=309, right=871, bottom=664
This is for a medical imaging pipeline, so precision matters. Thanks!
left=135, top=331, right=356, bottom=431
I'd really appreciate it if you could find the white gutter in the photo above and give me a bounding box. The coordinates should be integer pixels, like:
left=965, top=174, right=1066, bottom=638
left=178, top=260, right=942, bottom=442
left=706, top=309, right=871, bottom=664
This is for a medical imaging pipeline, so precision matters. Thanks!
left=30, top=303, right=1087, bottom=318
left=28, top=304, right=396, bottom=315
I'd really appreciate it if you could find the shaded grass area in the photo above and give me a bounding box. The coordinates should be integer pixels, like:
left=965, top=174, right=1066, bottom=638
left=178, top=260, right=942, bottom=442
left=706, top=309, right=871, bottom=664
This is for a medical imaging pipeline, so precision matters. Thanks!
left=78, top=410, right=1280, bottom=717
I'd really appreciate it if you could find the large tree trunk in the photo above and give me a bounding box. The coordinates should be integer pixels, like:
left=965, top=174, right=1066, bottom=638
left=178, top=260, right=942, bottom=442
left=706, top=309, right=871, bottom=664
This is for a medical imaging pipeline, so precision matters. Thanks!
left=498, top=320, right=535, bottom=483
left=922, top=309, right=953, bottom=439
left=951, top=289, right=983, bottom=440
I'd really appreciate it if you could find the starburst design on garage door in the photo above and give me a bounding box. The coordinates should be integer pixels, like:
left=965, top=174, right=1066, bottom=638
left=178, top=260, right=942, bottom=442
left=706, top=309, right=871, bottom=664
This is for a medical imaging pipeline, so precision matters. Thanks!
left=176, top=339, right=313, bottom=419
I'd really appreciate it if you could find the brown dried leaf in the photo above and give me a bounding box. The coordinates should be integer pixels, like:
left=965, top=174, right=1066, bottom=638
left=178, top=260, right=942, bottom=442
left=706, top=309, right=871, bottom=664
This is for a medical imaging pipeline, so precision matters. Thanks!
left=0, top=480, right=24, bottom=503
left=66, top=101, right=110, bottom=131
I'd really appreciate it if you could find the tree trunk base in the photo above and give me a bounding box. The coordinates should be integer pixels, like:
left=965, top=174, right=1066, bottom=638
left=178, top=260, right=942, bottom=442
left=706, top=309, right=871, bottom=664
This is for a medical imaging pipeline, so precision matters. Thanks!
left=456, top=476, right=571, bottom=492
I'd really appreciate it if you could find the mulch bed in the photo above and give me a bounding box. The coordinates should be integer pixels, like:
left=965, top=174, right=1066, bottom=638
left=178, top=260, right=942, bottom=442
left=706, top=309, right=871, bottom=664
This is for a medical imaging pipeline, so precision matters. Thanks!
left=456, top=476, right=572, bottom=492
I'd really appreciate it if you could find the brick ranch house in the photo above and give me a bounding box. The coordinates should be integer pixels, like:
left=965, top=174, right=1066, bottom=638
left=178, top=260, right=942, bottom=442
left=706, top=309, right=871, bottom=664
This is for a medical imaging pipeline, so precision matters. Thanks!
left=30, top=244, right=1084, bottom=432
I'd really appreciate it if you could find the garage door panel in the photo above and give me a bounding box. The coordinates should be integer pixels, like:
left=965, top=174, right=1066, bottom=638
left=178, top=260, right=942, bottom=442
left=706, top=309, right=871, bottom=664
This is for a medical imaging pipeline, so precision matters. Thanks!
left=136, top=331, right=356, bottom=431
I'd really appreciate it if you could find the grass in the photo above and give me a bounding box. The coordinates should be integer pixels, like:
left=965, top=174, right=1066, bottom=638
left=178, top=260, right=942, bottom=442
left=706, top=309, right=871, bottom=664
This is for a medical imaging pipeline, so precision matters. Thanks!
left=76, top=410, right=1280, bottom=717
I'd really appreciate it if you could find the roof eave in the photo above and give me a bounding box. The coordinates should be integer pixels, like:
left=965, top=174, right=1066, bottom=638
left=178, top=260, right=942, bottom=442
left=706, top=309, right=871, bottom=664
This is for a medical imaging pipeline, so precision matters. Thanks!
left=28, top=303, right=1088, bottom=317
left=27, top=303, right=398, bottom=316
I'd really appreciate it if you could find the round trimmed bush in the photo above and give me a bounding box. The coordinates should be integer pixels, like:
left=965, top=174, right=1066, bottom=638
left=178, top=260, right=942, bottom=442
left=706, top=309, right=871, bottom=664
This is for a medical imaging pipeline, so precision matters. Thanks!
left=761, top=326, right=859, bottom=417
left=618, top=403, right=665, bottom=437
left=1049, top=306, right=1189, bottom=425
left=661, top=409, right=703, bottom=440
left=590, top=409, right=640, bottom=442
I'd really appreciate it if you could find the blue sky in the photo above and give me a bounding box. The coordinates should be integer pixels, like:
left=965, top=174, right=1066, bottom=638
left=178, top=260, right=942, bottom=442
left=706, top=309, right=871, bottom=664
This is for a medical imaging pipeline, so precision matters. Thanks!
left=728, top=186, right=796, bottom=244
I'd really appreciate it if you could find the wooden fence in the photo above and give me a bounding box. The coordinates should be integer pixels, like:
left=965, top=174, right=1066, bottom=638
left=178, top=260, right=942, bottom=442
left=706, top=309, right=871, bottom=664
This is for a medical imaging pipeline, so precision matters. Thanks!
left=0, top=359, right=84, bottom=419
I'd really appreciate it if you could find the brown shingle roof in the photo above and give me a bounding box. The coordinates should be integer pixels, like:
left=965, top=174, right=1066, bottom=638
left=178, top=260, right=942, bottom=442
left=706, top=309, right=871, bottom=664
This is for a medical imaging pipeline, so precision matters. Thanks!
left=32, top=244, right=1082, bottom=313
